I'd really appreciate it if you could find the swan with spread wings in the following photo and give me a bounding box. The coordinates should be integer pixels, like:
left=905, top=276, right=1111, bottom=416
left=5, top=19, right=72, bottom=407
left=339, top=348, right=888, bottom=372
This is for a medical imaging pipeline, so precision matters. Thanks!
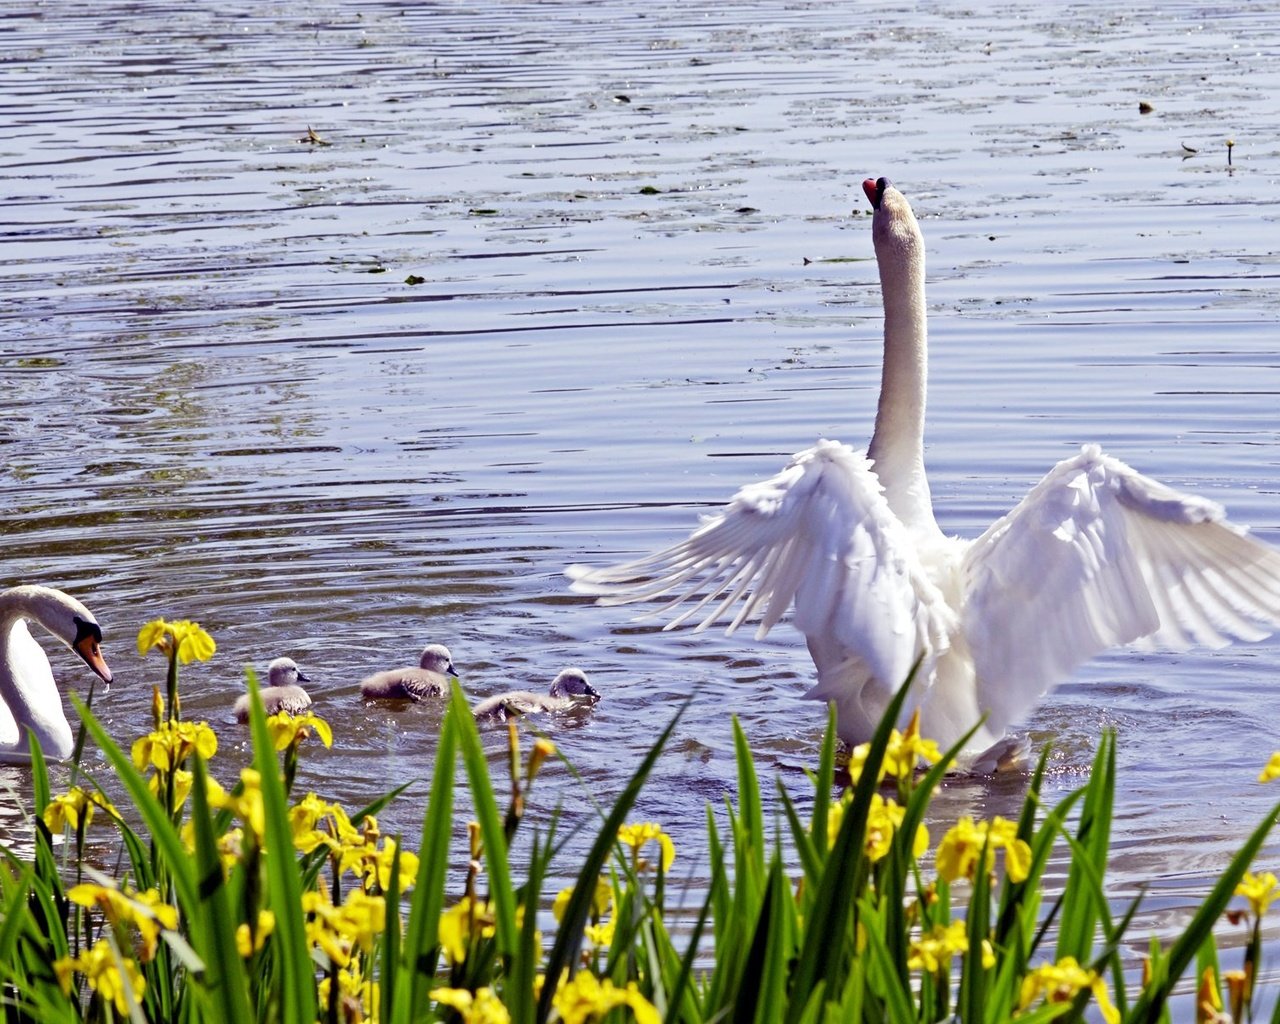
left=568, top=177, right=1280, bottom=770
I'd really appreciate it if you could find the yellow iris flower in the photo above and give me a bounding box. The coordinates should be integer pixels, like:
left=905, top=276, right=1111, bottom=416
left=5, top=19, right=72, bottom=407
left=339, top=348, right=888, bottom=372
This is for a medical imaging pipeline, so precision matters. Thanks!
left=136, top=618, right=216, bottom=664
left=266, top=711, right=333, bottom=751
left=43, top=786, right=116, bottom=832
left=528, top=737, right=557, bottom=782
left=289, top=792, right=346, bottom=853
left=54, top=938, right=147, bottom=1017
left=908, top=920, right=995, bottom=973
left=553, top=878, right=615, bottom=946
left=1259, top=752, right=1280, bottom=783
left=434, top=986, right=511, bottom=1024
left=617, top=822, right=675, bottom=873
left=552, top=878, right=612, bottom=922
left=301, top=889, right=386, bottom=969
left=1018, top=956, right=1119, bottom=1024
left=823, top=792, right=927, bottom=862
left=235, top=910, right=275, bottom=958
left=67, top=882, right=178, bottom=962
left=551, top=969, right=660, bottom=1024
left=318, top=962, right=381, bottom=1024
left=131, top=719, right=218, bottom=772
left=846, top=710, right=942, bottom=783
left=1236, top=871, right=1280, bottom=917
left=884, top=709, right=943, bottom=778
left=356, top=835, right=420, bottom=893
left=438, top=896, right=497, bottom=965
left=935, top=815, right=1030, bottom=884
left=209, top=768, right=266, bottom=841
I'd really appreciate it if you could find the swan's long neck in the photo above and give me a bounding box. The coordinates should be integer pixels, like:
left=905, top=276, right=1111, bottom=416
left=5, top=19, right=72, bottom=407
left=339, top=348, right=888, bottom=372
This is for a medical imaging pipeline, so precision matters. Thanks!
left=0, top=588, right=75, bottom=760
left=866, top=195, right=941, bottom=539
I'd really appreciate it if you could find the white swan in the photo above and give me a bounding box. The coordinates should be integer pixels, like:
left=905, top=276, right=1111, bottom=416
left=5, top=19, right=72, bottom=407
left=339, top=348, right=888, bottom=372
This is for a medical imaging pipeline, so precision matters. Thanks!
left=472, top=668, right=600, bottom=722
left=0, top=585, right=113, bottom=764
left=234, top=656, right=312, bottom=722
left=359, top=643, right=457, bottom=701
left=568, top=177, right=1280, bottom=770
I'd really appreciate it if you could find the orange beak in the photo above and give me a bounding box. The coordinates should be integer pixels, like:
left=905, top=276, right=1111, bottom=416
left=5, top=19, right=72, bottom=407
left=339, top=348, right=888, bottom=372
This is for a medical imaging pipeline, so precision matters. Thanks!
left=75, top=634, right=113, bottom=686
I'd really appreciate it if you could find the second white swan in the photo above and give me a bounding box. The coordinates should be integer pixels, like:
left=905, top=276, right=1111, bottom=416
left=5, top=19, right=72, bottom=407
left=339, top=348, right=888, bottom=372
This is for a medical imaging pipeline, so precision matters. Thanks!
left=569, top=177, right=1280, bottom=769
left=0, top=584, right=113, bottom=764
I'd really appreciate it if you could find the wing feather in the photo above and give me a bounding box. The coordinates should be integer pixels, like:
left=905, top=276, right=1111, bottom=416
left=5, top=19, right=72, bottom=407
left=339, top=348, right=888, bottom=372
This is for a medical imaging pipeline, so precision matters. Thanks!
left=964, top=445, right=1280, bottom=733
left=568, top=439, right=952, bottom=693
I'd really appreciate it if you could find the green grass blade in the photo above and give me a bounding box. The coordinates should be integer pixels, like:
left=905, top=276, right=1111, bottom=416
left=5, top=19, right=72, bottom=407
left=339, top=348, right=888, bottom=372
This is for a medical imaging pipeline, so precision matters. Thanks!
left=776, top=782, right=821, bottom=884
left=449, top=681, right=519, bottom=958
left=662, top=885, right=712, bottom=1024
left=246, top=675, right=318, bottom=1024
left=960, top=832, right=993, bottom=1023
left=1090, top=893, right=1143, bottom=1023
left=1055, top=731, right=1115, bottom=963
left=792, top=981, right=828, bottom=1024
left=536, top=703, right=685, bottom=1024
left=728, top=857, right=783, bottom=1024
left=884, top=719, right=982, bottom=986
left=510, top=827, right=554, bottom=1024
left=28, top=734, right=50, bottom=817
left=26, top=737, right=67, bottom=936
left=809, top=704, right=837, bottom=855
left=0, top=862, right=32, bottom=955
left=859, top=897, right=915, bottom=1024
left=985, top=909, right=1027, bottom=1024
left=380, top=838, right=402, bottom=1024
left=731, top=717, right=765, bottom=879
left=71, top=694, right=199, bottom=912
left=784, top=659, right=921, bottom=1022
left=1125, top=797, right=1280, bottom=1022
left=995, top=744, right=1053, bottom=946
left=188, top=756, right=252, bottom=1022
left=396, top=701, right=459, bottom=1024
left=702, top=802, right=737, bottom=1019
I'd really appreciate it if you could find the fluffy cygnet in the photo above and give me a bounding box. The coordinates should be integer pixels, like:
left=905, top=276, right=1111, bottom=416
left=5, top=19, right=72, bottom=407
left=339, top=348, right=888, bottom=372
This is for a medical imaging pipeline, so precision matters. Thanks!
left=360, top=643, right=458, bottom=701
left=235, top=656, right=312, bottom=723
left=473, top=667, right=600, bottom=722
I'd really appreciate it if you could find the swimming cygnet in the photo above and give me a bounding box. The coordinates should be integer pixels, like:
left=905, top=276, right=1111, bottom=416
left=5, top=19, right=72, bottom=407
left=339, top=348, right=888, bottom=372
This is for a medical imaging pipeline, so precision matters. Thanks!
left=235, top=656, right=312, bottom=723
left=473, top=668, right=600, bottom=722
left=359, top=643, right=458, bottom=701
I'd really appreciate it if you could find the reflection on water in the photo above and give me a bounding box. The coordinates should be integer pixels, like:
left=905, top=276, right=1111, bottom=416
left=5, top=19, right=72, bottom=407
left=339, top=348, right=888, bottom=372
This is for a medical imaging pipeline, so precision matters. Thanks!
left=4, top=0, right=1280, bottom=970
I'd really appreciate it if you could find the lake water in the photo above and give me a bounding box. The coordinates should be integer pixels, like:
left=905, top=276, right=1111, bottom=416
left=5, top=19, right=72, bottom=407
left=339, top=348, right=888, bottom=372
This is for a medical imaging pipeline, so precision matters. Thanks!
left=5, top=0, right=1280, bottom=981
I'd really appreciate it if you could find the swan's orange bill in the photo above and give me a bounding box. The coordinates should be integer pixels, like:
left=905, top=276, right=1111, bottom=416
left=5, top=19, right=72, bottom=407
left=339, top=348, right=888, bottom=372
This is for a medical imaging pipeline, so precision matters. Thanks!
left=862, top=177, right=879, bottom=208
left=75, top=634, right=113, bottom=686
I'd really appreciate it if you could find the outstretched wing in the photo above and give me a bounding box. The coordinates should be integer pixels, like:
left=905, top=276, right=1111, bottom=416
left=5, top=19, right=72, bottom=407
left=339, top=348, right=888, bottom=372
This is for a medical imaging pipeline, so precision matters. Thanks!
left=568, top=439, right=952, bottom=693
left=963, top=444, right=1280, bottom=733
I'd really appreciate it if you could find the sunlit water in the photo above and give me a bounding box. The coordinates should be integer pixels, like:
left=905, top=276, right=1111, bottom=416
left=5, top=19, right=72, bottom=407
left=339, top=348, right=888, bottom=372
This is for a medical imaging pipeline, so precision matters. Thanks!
left=5, top=0, right=1280, bottom=984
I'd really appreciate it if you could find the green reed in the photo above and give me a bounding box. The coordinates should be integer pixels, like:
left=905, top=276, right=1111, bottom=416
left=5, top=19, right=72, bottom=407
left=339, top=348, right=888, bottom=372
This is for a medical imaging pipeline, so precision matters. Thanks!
left=3, top=620, right=1279, bottom=1023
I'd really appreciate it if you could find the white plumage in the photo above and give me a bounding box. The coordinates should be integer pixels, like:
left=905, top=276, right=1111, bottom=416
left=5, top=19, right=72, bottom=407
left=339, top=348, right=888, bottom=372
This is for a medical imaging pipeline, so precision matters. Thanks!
left=0, top=585, right=113, bottom=764
left=568, top=177, right=1280, bottom=769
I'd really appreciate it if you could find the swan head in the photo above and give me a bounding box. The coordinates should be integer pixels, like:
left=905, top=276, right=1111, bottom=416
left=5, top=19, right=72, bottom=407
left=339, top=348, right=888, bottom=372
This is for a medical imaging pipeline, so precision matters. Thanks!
left=418, top=643, right=458, bottom=677
left=73, top=617, right=112, bottom=685
left=862, top=176, right=924, bottom=267
left=266, top=657, right=309, bottom=688
left=19, top=586, right=113, bottom=686
left=549, top=667, right=600, bottom=703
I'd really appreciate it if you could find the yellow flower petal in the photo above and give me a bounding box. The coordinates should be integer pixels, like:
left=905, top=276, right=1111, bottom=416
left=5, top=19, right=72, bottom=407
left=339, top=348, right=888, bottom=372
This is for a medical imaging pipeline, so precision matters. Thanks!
left=1236, top=871, right=1280, bottom=917
left=136, top=619, right=169, bottom=657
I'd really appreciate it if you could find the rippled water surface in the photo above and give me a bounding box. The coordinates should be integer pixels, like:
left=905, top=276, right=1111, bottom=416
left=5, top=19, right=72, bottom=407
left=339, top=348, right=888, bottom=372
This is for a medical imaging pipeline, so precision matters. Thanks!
left=5, top=0, right=1280, bottom=974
